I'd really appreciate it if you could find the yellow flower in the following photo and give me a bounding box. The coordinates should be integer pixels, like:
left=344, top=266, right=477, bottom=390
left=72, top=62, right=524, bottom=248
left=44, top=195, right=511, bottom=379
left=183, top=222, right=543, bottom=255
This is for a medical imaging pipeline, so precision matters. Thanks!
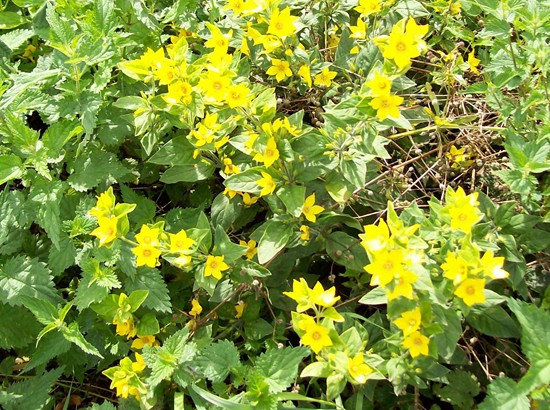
left=257, top=172, right=277, bottom=196
left=402, top=331, right=430, bottom=358
left=284, top=278, right=314, bottom=312
left=223, top=158, right=240, bottom=175
left=267, top=7, right=298, bottom=38
left=131, top=335, right=158, bottom=350
left=480, top=251, right=508, bottom=280
left=224, top=187, right=239, bottom=199
left=241, top=192, right=259, bottom=207
left=235, top=300, right=246, bottom=318
left=199, top=70, right=231, bottom=102
left=132, top=244, right=162, bottom=268
left=226, top=83, right=250, bottom=108
left=300, top=320, right=333, bottom=353
left=204, top=255, right=229, bottom=280
left=387, top=269, right=418, bottom=300
left=132, top=353, right=146, bottom=373
left=164, top=80, right=193, bottom=105
left=446, top=145, right=471, bottom=169
left=354, top=0, right=381, bottom=16
left=454, top=278, right=486, bottom=306
left=189, top=299, right=203, bottom=317
left=310, top=282, right=340, bottom=308
left=405, top=17, right=429, bottom=42
left=114, top=316, right=137, bottom=339
left=441, top=252, right=469, bottom=284
left=169, top=230, right=194, bottom=254
left=139, top=47, right=165, bottom=71
left=359, top=219, right=390, bottom=252
left=298, top=64, right=312, bottom=88
left=239, top=240, right=258, bottom=260
left=448, top=202, right=481, bottom=233
left=253, top=137, right=280, bottom=167
left=382, top=27, right=420, bottom=68
left=89, top=187, right=116, bottom=218
left=153, top=58, right=179, bottom=85
left=91, top=216, right=119, bottom=247
left=205, top=23, right=232, bottom=53
left=369, top=94, right=404, bottom=120
left=299, top=225, right=310, bottom=241
left=348, top=353, right=373, bottom=383
left=266, top=58, right=292, bottom=82
left=364, top=249, right=404, bottom=287
left=468, top=50, right=480, bottom=74
left=314, top=67, right=337, bottom=87
left=393, top=307, right=422, bottom=336
left=135, top=224, right=160, bottom=247
left=302, top=193, right=324, bottom=223
left=366, top=71, right=392, bottom=96
left=350, top=17, right=368, bottom=39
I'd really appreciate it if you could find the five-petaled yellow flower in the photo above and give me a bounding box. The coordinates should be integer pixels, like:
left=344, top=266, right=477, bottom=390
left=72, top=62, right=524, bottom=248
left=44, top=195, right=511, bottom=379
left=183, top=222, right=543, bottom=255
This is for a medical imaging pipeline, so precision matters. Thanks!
left=266, top=59, right=292, bottom=82
left=189, top=299, right=203, bottom=316
left=257, top=171, right=277, bottom=196
left=454, top=278, right=486, bottom=306
left=169, top=229, right=194, bottom=254
left=393, top=307, right=422, bottom=336
left=302, top=193, right=324, bottom=222
left=369, top=94, right=404, bottom=120
left=204, top=255, right=229, bottom=280
left=253, top=137, right=280, bottom=167
left=359, top=219, right=390, bottom=252
left=402, top=331, right=430, bottom=358
left=366, top=71, right=392, bottom=96
left=300, top=320, right=333, bottom=353
left=314, top=67, right=337, bottom=87
left=267, top=7, right=298, bottom=38
left=239, top=239, right=258, bottom=260
left=132, top=244, right=162, bottom=267
left=348, top=353, right=373, bottom=383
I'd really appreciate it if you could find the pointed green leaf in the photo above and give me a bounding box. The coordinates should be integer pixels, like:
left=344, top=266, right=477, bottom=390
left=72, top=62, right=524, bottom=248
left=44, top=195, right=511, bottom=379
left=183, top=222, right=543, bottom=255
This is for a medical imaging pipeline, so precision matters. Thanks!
left=61, top=321, right=103, bottom=358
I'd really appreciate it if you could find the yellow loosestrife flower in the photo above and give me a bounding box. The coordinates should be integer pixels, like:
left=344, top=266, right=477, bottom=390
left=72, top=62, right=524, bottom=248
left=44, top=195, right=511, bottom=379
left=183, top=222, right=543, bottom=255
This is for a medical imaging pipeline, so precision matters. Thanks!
left=448, top=201, right=481, bottom=233
left=299, top=225, right=310, bottom=241
left=366, top=71, right=392, bottom=96
left=302, top=193, right=324, bottom=222
left=239, top=239, right=258, bottom=260
left=257, top=172, right=277, bottom=196
left=355, top=0, right=381, bottom=16
left=267, top=7, right=298, bottom=38
left=132, top=244, right=162, bottom=268
left=204, top=255, right=229, bottom=280
left=89, top=187, right=116, bottom=218
left=226, top=83, right=251, bottom=108
left=359, top=219, right=390, bottom=252
left=364, top=249, right=404, bottom=287
left=135, top=225, right=160, bottom=247
left=266, top=58, right=292, bottom=82
left=189, top=299, right=203, bottom=317
left=205, top=24, right=232, bottom=53
left=369, top=94, right=404, bottom=120
left=402, top=331, right=430, bottom=358
left=441, top=252, right=469, bottom=284
left=164, top=80, right=193, bottom=105
left=91, top=217, right=119, bottom=247
left=310, top=282, right=340, bottom=308
left=300, top=320, right=333, bottom=353
left=387, top=269, right=418, bottom=300
left=314, top=67, right=337, bottom=87
left=350, top=17, right=368, bottom=39
left=199, top=71, right=231, bottom=102
left=131, top=335, right=158, bottom=349
left=253, top=137, right=280, bottom=167
left=393, top=307, right=422, bottom=336
left=235, top=300, right=246, bottom=318
left=454, top=278, right=486, bottom=306
left=480, top=251, right=508, bottom=280
left=241, top=192, right=260, bottom=207
left=284, top=278, right=314, bottom=312
left=298, top=64, right=312, bottom=88
left=169, top=229, right=194, bottom=254
left=468, top=50, right=481, bottom=74
left=348, top=353, right=373, bottom=383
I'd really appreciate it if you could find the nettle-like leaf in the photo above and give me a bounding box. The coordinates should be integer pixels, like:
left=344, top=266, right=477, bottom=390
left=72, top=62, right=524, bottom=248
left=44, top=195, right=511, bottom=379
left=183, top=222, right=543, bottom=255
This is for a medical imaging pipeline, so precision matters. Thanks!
left=29, top=179, right=65, bottom=250
left=124, top=268, right=171, bottom=313
left=195, top=340, right=240, bottom=383
left=0, top=256, right=59, bottom=306
left=143, top=328, right=197, bottom=388
left=252, top=346, right=309, bottom=394
left=5, top=367, right=64, bottom=410
left=0, top=302, right=41, bottom=349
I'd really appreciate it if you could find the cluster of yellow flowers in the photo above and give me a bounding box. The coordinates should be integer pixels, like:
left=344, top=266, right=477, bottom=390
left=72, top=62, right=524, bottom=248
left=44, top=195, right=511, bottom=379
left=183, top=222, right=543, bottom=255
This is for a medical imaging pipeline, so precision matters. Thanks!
left=89, top=187, right=135, bottom=247
left=102, top=353, right=147, bottom=400
left=285, top=279, right=375, bottom=384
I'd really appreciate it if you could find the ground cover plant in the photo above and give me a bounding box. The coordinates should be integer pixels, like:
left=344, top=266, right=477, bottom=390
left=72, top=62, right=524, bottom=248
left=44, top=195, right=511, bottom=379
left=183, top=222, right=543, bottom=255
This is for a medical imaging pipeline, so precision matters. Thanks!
left=0, top=0, right=549, bottom=408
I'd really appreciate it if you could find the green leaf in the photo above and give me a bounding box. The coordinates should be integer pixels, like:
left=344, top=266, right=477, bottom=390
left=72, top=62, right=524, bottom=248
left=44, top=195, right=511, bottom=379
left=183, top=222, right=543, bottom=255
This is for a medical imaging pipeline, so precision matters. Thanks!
left=211, top=193, right=241, bottom=230
left=160, top=161, right=216, bottom=184
left=189, top=384, right=254, bottom=410
left=92, top=0, right=116, bottom=34
left=276, top=184, right=306, bottom=217
left=224, top=168, right=263, bottom=194
left=0, top=154, right=23, bottom=185
left=433, top=370, right=480, bottom=408
left=120, top=184, right=156, bottom=226
left=124, top=268, right=171, bottom=312
left=20, top=296, right=57, bottom=326
left=195, top=340, right=240, bottom=382
left=148, top=136, right=195, bottom=165
left=478, top=377, right=529, bottom=410
left=507, top=298, right=550, bottom=362
left=0, top=12, right=27, bottom=29
left=0, top=303, right=41, bottom=349
left=29, top=180, right=65, bottom=250
left=325, top=169, right=354, bottom=204
left=48, top=234, right=77, bottom=276
left=257, top=221, right=292, bottom=264
left=0, top=28, right=34, bottom=52
left=0, top=256, right=59, bottom=306
left=467, top=305, right=520, bottom=338
left=326, top=231, right=368, bottom=271
left=213, top=225, right=247, bottom=263
left=300, top=361, right=333, bottom=378
left=61, top=321, right=103, bottom=358
left=23, top=331, right=71, bottom=373
left=127, top=289, right=149, bottom=312
left=136, top=313, right=160, bottom=337
left=432, top=306, right=462, bottom=361
left=5, top=367, right=63, bottom=410
left=254, top=346, right=309, bottom=393
left=358, top=287, right=387, bottom=305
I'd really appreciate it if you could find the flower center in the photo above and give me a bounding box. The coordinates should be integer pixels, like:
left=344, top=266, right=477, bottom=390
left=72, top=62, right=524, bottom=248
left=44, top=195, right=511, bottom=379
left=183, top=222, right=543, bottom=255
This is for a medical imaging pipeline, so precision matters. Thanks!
left=396, top=42, right=406, bottom=52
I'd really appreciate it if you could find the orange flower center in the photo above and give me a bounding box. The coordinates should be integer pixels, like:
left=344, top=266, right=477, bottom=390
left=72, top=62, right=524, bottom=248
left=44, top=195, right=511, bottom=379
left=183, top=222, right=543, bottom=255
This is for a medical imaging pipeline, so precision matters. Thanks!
left=311, top=331, right=321, bottom=341
left=465, top=285, right=475, bottom=295
left=396, top=42, right=407, bottom=52
left=142, top=249, right=152, bottom=257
